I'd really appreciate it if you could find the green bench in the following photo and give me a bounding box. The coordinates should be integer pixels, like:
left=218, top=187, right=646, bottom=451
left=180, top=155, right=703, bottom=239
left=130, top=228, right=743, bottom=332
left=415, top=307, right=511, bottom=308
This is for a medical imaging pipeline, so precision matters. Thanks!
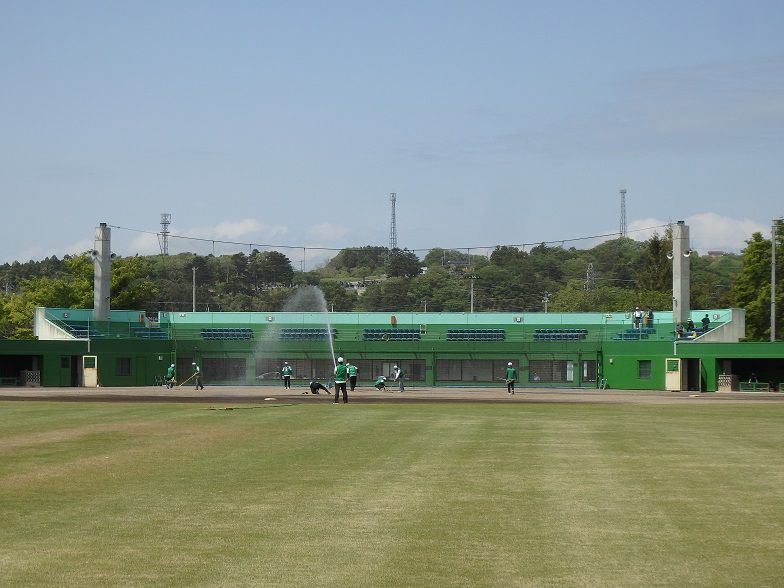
left=738, top=382, right=771, bottom=392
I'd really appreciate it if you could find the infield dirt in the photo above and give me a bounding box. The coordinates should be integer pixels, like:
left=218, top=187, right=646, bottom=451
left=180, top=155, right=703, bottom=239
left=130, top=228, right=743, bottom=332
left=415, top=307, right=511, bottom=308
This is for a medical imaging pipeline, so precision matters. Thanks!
left=1, top=385, right=781, bottom=404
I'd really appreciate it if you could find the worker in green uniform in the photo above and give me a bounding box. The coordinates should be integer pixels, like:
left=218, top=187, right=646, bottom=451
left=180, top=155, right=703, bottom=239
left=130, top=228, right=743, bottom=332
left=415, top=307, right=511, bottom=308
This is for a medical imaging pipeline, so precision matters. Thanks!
left=281, top=362, right=293, bottom=389
left=333, top=357, right=348, bottom=403
left=165, top=363, right=176, bottom=388
left=193, top=363, right=204, bottom=390
left=505, top=362, right=517, bottom=394
left=347, top=361, right=359, bottom=391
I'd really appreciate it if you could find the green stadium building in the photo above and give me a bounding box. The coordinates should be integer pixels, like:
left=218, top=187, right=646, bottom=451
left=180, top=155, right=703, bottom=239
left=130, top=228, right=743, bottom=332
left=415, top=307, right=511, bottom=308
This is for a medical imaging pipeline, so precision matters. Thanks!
left=0, top=305, right=776, bottom=392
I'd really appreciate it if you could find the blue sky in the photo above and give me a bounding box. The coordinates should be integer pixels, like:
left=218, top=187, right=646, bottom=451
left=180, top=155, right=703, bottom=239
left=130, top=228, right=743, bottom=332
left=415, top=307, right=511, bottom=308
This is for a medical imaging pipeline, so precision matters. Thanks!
left=1, top=1, right=783, bottom=267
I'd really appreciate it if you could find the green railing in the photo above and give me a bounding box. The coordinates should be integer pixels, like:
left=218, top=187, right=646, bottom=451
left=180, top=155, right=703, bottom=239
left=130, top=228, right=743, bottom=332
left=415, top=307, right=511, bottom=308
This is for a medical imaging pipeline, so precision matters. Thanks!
left=738, top=382, right=771, bottom=392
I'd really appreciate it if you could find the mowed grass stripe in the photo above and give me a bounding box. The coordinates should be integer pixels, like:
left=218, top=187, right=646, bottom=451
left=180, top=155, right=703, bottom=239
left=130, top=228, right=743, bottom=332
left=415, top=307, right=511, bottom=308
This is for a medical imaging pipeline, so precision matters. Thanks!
left=1, top=402, right=783, bottom=586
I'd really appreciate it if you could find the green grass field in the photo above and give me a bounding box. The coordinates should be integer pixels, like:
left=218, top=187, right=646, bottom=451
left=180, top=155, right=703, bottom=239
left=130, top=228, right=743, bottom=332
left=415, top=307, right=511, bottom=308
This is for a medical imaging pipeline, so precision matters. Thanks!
left=1, top=400, right=783, bottom=586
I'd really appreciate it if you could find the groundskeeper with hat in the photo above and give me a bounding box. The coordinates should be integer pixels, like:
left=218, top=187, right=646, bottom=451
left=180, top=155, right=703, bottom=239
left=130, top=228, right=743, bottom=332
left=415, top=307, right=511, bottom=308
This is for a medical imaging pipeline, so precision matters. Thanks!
left=281, top=361, right=293, bottom=389
left=505, top=362, right=517, bottom=394
left=334, top=357, right=348, bottom=404
left=165, top=363, right=176, bottom=388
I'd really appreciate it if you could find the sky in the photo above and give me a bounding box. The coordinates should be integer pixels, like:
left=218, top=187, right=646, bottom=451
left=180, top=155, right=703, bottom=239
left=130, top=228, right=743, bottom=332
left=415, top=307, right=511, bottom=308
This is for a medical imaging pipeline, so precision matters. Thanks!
left=1, top=1, right=783, bottom=268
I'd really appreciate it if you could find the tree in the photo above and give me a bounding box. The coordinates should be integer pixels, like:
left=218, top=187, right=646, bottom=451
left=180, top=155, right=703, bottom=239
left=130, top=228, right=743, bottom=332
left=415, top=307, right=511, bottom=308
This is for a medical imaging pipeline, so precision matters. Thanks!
left=423, top=248, right=472, bottom=269
left=408, top=267, right=468, bottom=311
left=326, top=246, right=388, bottom=275
left=489, top=246, right=528, bottom=267
left=591, top=238, right=644, bottom=288
left=636, top=232, right=672, bottom=291
left=690, top=253, right=741, bottom=309
left=386, top=249, right=422, bottom=278
left=731, top=232, right=779, bottom=340
left=110, top=257, right=159, bottom=310
left=475, top=265, right=536, bottom=311
left=318, top=281, right=359, bottom=311
left=1, top=276, right=77, bottom=339
left=356, top=278, right=413, bottom=311
left=255, top=251, right=294, bottom=285
left=550, top=284, right=672, bottom=313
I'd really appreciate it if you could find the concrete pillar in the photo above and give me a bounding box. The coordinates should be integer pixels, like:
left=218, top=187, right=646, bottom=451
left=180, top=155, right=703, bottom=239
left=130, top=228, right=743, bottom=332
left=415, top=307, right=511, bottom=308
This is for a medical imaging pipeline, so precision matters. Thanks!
left=672, top=221, right=690, bottom=325
left=93, top=223, right=111, bottom=321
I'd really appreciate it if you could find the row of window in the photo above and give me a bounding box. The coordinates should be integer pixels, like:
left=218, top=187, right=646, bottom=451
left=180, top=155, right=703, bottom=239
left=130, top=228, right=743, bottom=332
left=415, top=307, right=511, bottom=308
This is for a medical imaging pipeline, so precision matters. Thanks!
left=104, top=356, right=646, bottom=383
left=118, top=358, right=599, bottom=384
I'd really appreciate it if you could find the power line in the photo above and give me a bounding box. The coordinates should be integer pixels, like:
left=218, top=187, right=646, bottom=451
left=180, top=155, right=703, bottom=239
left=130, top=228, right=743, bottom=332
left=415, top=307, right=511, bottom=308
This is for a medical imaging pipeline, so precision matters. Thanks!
left=105, top=222, right=669, bottom=256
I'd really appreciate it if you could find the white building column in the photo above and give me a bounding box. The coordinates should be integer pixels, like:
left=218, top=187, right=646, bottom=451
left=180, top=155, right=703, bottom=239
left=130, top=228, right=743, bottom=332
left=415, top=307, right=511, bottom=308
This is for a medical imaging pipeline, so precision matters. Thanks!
left=93, top=223, right=111, bottom=321
left=672, top=221, right=691, bottom=325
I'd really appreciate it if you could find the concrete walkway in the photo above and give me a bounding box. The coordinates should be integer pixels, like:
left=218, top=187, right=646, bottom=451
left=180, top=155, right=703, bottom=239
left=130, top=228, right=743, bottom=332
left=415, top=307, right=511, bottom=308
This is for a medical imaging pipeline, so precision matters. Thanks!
left=1, top=385, right=782, bottom=404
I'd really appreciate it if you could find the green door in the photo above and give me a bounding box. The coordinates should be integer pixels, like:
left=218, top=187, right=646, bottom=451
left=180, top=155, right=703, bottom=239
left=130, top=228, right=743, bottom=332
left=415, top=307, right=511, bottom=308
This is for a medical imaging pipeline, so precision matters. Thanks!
left=135, top=356, right=147, bottom=386
left=59, top=356, right=71, bottom=387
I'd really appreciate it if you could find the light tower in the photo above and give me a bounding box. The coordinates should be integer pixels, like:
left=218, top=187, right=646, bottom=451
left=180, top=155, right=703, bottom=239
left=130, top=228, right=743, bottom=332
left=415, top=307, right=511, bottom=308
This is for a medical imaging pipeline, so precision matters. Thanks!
left=389, top=193, right=397, bottom=251
left=671, top=221, right=691, bottom=325
left=93, top=223, right=111, bottom=321
left=619, top=189, right=627, bottom=237
left=160, top=213, right=171, bottom=255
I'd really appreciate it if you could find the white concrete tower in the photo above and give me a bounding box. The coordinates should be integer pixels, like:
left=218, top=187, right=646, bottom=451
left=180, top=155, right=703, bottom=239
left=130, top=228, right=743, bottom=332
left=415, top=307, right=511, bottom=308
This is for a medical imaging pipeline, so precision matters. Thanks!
left=672, top=221, right=691, bottom=324
left=93, top=223, right=111, bottom=321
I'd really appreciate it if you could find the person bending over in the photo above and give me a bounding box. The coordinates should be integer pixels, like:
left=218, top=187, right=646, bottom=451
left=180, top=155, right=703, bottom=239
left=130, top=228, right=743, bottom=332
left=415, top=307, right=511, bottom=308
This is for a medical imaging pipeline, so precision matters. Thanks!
left=308, top=380, right=330, bottom=394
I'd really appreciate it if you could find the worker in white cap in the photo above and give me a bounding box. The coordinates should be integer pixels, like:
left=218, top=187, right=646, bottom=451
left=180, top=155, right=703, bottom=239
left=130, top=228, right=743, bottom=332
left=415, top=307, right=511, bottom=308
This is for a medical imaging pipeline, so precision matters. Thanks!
left=333, top=357, right=348, bottom=403
left=192, top=362, right=204, bottom=390
left=505, top=362, right=517, bottom=394
left=281, top=361, right=293, bottom=389
left=393, top=364, right=405, bottom=392
left=165, top=363, right=176, bottom=388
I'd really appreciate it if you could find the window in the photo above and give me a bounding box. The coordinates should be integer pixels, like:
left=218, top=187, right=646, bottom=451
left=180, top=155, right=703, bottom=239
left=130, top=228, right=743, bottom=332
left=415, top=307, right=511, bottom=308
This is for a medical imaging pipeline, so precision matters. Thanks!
left=437, top=360, right=463, bottom=381
left=582, top=360, right=597, bottom=382
left=436, top=360, right=515, bottom=382
left=638, top=360, right=652, bottom=379
left=255, top=358, right=426, bottom=383
left=203, top=357, right=246, bottom=382
left=116, top=358, right=131, bottom=376
left=528, top=360, right=573, bottom=383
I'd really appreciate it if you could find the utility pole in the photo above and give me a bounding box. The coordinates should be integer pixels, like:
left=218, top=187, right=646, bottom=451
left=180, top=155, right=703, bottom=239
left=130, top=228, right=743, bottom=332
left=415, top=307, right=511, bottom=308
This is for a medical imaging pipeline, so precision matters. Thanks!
left=543, top=291, right=552, bottom=313
left=467, top=274, right=478, bottom=313
left=192, top=267, right=196, bottom=312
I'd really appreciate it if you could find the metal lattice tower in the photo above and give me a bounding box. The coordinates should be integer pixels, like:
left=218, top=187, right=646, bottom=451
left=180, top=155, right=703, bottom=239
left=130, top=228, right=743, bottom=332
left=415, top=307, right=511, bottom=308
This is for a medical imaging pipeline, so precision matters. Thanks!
left=585, top=262, right=595, bottom=290
left=619, top=189, right=627, bottom=237
left=389, top=193, right=397, bottom=251
left=160, top=213, right=171, bottom=255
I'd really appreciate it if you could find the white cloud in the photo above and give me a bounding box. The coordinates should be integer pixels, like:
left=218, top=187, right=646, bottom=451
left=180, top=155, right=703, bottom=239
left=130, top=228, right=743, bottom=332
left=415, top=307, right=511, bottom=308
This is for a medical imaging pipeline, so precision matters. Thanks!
left=184, top=219, right=289, bottom=242
left=128, top=233, right=163, bottom=256
left=626, top=218, right=671, bottom=242
left=124, top=219, right=291, bottom=257
left=628, top=213, right=768, bottom=253
left=684, top=213, right=768, bottom=252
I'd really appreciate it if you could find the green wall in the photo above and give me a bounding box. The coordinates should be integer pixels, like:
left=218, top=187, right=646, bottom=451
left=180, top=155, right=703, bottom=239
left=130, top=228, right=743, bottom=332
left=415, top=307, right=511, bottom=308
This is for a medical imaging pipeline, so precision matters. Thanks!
left=0, top=339, right=172, bottom=388
left=10, top=308, right=784, bottom=390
